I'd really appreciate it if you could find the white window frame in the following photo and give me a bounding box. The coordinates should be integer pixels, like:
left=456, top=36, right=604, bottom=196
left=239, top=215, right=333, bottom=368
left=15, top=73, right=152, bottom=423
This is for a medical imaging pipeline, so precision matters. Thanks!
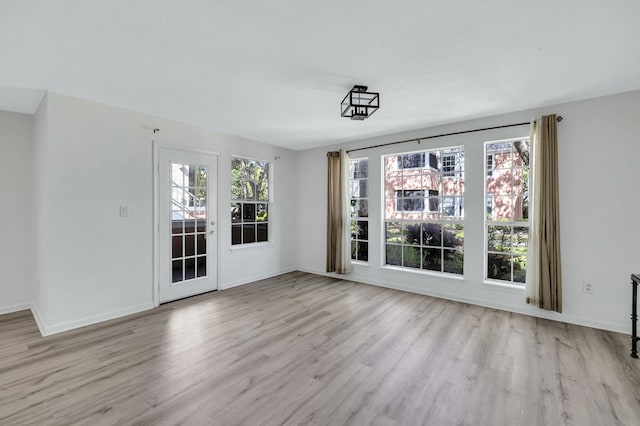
left=349, top=158, right=369, bottom=263
left=484, top=138, right=530, bottom=286
left=231, top=156, right=271, bottom=247
left=382, top=146, right=465, bottom=276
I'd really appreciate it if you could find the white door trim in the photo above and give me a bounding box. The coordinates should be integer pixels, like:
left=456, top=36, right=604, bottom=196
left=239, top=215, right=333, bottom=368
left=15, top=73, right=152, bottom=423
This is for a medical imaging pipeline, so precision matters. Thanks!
left=152, top=140, right=221, bottom=307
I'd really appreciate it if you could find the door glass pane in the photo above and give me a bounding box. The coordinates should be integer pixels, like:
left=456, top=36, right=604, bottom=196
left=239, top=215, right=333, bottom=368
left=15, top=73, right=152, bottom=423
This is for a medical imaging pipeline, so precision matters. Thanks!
left=171, top=163, right=207, bottom=283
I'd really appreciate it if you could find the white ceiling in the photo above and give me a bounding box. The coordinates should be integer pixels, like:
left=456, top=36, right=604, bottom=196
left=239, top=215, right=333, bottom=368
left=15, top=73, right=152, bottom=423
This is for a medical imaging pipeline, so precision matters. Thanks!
left=1, top=1, right=639, bottom=150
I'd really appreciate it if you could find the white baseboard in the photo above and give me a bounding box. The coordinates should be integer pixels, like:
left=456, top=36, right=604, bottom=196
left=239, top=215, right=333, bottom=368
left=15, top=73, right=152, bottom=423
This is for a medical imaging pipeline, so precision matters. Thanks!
left=40, top=302, right=155, bottom=337
left=0, top=302, right=31, bottom=316
left=221, top=267, right=297, bottom=290
left=295, top=267, right=630, bottom=335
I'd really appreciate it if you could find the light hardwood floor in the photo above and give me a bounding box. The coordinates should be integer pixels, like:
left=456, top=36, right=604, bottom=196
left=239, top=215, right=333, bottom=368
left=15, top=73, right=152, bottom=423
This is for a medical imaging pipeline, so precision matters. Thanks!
left=1, top=271, right=639, bottom=425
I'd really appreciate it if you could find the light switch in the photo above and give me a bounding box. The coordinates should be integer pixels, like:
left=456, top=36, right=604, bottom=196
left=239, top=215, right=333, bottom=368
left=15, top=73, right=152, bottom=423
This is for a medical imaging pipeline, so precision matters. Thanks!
left=120, top=205, right=129, bottom=217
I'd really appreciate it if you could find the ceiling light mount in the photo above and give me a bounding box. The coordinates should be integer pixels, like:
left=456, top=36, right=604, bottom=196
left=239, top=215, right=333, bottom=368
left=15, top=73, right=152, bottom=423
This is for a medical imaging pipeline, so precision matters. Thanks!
left=341, top=85, right=379, bottom=121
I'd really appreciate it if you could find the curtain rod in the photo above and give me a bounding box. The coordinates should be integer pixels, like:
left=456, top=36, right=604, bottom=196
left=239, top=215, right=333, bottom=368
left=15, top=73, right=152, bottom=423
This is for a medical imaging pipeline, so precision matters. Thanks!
left=346, top=115, right=563, bottom=154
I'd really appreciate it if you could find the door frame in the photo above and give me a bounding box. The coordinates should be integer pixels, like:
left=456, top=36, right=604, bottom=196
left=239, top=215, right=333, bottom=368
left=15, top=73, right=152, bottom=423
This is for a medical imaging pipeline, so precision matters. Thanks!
left=152, top=141, right=221, bottom=307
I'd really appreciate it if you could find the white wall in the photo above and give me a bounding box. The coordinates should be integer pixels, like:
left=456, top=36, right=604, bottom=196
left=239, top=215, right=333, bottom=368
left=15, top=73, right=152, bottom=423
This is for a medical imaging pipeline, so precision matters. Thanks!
left=0, top=110, right=34, bottom=313
left=35, top=93, right=297, bottom=334
left=296, top=89, right=640, bottom=333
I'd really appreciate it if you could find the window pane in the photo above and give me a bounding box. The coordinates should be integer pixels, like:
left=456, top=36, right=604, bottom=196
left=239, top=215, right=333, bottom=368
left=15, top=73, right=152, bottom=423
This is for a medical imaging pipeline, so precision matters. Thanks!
left=242, top=203, right=256, bottom=221
left=243, top=224, right=256, bottom=244
left=384, top=156, right=402, bottom=177
left=185, top=258, right=196, bottom=280
left=172, top=236, right=182, bottom=259
left=385, top=177, right=402, bottom=199
left=422, top=248, right=442, bottom=271
left=350, top=159, right=368, bottom=178
left=256, top=204, right=268, bottom=222
left=486, top=195, right=494, bottom=220
left=514, top=193, right=528, bottom=222
left=356, top=220, right=368, bottom=240
left=487, top=253, right=511, bottom=281
left=231, top=225, right=242, bottom=245
left=385, top=200, right=402, bottom=220
left=351, top=199, right=368, bottom=218
left=197, top=256, right=206, bottom=278
left=403, top=223, right=421, bottom=245
left=231, top=203, right=242, bottom=223
left=422, top=223, right=442, bottom=247
left=184, top=220, right=196, bottom=234
left=197, top=234, right=206, bottom=255
left=491, top=196, right=514, bottom=221
left=257, top=223, right=268, bottom=242
left=399, top=153, right=425, bottom=169
left=350, top=179, right=368, bottom=198
left=386, top=244, right=402, bottom=266
left=185, top=234, right=195, bottom=257
left=172, top=220, right=183, bottom=234
left=443, top=249, right=464, bottom=275
left=243, top=180, right=255, bottom=200
left=513, top=256, right=527, bottom=283
left=487, top=225, right=511, bottom=252
left=403, top=246, right=421, bottom=268
left=443, top=224, right=464, bottom=249
left=442, top=196, right=463, bottom=219
left=512, top=227, right=529, bottom=255
left=172, top=260, right=183, bottom=283
left=357, top=241, right=368, bottom=262
left=386, top=222, right=402, bottom=243
left=256, top=182, right=269, bottom=201
left=487, top=169, right=513, bottom=195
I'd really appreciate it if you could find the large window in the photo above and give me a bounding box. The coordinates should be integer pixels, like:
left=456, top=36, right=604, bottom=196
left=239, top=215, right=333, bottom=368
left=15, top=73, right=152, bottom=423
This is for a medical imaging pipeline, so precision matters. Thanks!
left=485, top=139, right=530, bottom=283
left=383, top=147, right=464, bottom=275
left=231, top=157, right=269, bottom=245
left=349, top=158, right=368, bottom=262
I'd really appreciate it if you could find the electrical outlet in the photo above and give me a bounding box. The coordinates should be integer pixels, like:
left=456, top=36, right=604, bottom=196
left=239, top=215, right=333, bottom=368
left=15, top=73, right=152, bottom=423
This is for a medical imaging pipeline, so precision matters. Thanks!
left=120, top=205, right=129, bottom=217
left=583, top=281, right=593, bottom=295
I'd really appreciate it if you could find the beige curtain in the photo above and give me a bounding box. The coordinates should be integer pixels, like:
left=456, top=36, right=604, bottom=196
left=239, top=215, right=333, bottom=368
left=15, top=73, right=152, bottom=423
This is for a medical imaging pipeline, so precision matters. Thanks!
left=526, top=114, right=562, bottom=312
left=326, top=150, right=352, bottom=274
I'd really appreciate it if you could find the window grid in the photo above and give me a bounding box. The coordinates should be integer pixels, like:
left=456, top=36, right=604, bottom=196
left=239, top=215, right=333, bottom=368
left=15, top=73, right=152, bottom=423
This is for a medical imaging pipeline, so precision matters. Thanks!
left=383, top=147, right=464, bottom=275
left=231, top=157, right=270, bottom=245
left=485, top=139, right=530, bottom=284
left=350, top=158, right=369, bottom=262
left=171, top=164, right=208, bottom=283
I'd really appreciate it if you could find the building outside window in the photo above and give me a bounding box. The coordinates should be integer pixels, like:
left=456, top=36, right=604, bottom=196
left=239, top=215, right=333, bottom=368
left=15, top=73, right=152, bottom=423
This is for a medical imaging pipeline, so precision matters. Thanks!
left=349, top=158, right=368, bottom=262
left=231, top=157, right=269, bottom=245
left=383, top=147, right=464, bottom=275
left=485, top=139, right=530, bottom=284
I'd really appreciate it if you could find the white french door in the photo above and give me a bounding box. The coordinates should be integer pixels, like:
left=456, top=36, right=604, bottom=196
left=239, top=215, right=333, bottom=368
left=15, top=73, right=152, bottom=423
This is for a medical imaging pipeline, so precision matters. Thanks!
left=158, top=148, right=218, bottom=303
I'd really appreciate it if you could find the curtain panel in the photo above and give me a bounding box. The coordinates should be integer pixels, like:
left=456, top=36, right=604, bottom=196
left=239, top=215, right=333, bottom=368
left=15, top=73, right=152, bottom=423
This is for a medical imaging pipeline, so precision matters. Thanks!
left=326, top=150, right=352, bottom=274
left=527, top=114, right=562, bottom=312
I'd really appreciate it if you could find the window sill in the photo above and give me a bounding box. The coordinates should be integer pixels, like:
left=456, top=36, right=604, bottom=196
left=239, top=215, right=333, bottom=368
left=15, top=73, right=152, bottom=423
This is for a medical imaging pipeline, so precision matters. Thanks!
left=350, top=260, right=369, bottom=267
left=482, top=280, right=526, bottom=293
left=380, top=265, right=465, bottom=283
left=230, top=241, right=274, bottom=251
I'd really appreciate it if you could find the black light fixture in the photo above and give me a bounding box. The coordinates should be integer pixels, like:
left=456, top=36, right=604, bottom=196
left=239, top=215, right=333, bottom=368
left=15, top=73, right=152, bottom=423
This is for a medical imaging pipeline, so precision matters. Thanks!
left=341, top=85, right=379, bottom=120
